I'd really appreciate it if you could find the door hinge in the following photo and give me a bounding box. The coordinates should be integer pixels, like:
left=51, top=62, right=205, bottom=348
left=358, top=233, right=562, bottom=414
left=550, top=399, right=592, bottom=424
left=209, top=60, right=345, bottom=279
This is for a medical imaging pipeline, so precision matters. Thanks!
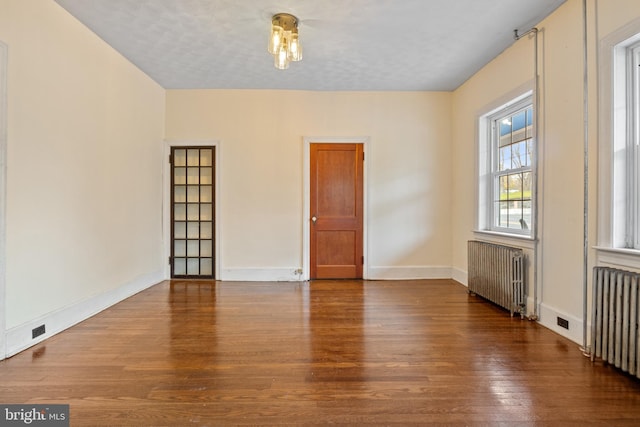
left=363, top=152, right=365, bottom=161
left=168, top=256, right=172, bottom=265
left=361, top=256, right=364, bottom=265
left=169, top=153, right=172, bottom=164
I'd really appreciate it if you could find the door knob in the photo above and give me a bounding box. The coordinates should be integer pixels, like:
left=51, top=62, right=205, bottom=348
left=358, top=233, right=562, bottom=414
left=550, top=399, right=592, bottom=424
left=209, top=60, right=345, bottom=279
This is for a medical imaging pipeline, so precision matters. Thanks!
left=311, top=216, right=317, bottom=223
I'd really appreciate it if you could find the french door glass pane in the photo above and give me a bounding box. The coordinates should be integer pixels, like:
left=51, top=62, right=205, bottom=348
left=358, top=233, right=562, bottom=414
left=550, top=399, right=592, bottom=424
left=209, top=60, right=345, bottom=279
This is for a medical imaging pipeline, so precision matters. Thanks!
left=174, top=240, right=186, bottom=257
left=200, top=186, right=212, bottom=203
left=174, top=258, right=186, bottom=275
left=187, top=240, right=199, bottom=257
left=200, top=258, right=213, bottom=275
left=200, top=240, right=212, bottom=257
left=187, top=258, right=199, bottom=275
left=201, top=222, right=213, bottom=239
left=174, top=204, right=186, bottom=221
left=174, top=222, right=186, bottom=239
left=200, top=149, right=213, bottom=166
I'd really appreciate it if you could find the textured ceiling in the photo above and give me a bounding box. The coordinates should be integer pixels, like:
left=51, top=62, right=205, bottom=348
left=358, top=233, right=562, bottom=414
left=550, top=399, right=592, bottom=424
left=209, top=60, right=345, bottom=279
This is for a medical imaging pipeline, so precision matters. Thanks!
left=54, top=0, right=566, bottom=91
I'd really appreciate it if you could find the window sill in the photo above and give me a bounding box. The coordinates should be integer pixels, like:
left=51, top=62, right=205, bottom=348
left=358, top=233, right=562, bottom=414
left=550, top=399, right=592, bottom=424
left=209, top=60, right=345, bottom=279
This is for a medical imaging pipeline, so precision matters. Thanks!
left=595, top=246, right=640, bottom=270
left=473, top=230, right=536, bottom=250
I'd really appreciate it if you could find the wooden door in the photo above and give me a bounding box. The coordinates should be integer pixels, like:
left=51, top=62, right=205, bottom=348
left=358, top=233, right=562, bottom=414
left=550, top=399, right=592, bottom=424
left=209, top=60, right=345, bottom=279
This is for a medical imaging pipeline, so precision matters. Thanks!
left=310, top=143, right=363, bottom=279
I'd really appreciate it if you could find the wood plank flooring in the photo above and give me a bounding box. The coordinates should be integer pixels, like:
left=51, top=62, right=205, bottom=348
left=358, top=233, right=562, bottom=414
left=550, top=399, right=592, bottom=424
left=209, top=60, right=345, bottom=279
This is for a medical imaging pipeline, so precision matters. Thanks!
left=1, top=279, right=640, bottom=425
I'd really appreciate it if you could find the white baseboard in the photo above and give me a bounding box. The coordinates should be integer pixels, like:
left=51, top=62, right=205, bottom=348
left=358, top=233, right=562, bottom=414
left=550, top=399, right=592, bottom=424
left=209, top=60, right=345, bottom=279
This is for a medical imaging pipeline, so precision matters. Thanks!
left=220, top=268, right=304, bottom=282
left=367, top=266, right=452, bottom=280
left=538, top=302, right=584, bottom=345
left=451, top=267, right=467, bottom=286
left=5, top=270, right=163, bottom=358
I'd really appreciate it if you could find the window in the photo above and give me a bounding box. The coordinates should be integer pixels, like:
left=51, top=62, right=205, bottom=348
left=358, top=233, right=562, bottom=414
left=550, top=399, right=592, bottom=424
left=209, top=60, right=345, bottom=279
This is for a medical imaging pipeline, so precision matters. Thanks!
left=478, top=93, right=534, bottom=236
left=612, top=36, right=640, bottom=249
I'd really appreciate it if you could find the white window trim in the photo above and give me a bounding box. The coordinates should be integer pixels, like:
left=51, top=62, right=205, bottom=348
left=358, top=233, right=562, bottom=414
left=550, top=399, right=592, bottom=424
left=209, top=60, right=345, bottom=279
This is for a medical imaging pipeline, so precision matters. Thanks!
left=597, top=17, right=640, bottom=267
left=476, top=86, right=534, bottom=240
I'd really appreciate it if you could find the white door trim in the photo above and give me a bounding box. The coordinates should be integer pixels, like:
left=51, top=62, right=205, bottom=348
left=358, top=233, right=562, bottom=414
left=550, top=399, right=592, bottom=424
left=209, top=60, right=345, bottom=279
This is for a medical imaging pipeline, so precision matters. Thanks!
left=163, top=140, right=221, bottom=280
left=302, top=137, right=370, bottom=280
left=0, top=41, right=7, bottom=359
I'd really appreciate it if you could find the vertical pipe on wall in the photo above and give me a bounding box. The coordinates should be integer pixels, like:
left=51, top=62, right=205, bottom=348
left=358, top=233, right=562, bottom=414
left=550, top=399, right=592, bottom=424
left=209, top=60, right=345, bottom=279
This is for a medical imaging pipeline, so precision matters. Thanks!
left=581, top=0, right=590, bottom=353
left=515, top=27, right=540, bottom=320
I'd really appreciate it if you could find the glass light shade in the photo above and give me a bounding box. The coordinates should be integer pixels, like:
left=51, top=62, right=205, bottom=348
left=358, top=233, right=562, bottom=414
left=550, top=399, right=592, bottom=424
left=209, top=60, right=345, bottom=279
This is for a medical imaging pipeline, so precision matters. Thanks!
left=268, top=25, right=283, bottom=54
left=288, top=32, right=302, bottom=61
left=275, top=41, right=290, bottom=70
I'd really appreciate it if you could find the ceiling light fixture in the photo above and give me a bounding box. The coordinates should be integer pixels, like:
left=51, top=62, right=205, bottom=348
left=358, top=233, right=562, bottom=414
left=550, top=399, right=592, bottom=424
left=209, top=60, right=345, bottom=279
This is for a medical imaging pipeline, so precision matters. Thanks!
left=268, top=13, right=302, bottom=70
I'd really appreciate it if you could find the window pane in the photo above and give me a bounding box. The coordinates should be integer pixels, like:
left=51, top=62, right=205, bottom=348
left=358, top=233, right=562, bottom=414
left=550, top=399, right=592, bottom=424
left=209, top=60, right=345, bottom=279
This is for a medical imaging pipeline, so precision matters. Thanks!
left=499, top=145, right=512, bottom=171
left=496, top=201, right=509, bottom=228
left=499, top=176, right=509, bottom=201
left=522, top=201, right=532, bottom=230
left=507, top=173, right=523, bottom=201
left=507, top=203, right=524, bottom=229
left=522, top=172, right=532, bottom=201
left=499, top=120, right=512, bottom=146
left=512, top=110, right=527, bottom=143
left=512, top=141, right=528, bottom=168
left=526, top=107, right=534, bottom=138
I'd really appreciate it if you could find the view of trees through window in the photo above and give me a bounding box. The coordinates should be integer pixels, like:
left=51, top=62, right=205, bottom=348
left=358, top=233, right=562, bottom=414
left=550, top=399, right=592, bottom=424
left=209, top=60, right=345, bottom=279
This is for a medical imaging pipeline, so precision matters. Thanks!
left=494, top=106, right=533, bottom=231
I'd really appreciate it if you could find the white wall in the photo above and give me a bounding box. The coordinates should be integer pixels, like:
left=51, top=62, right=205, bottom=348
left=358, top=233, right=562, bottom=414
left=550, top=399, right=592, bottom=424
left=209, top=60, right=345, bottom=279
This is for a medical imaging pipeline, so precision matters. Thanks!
left=452, top=0, right=640, bottom=343
left=0, top=0, right=166, bottom=356
left=165, top=90, right=453, bottom=281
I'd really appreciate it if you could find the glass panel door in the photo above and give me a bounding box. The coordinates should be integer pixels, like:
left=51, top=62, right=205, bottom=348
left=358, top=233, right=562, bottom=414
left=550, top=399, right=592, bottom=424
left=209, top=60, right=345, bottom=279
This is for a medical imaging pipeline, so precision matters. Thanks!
left=171, top=147, right=214, bottom=278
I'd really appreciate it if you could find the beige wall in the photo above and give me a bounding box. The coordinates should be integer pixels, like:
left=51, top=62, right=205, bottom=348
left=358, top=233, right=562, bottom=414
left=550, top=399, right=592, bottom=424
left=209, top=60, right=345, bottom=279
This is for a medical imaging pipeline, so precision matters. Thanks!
left=166, top=90, right=453, bottom=279
left=452, top=0, right=640, bottom=342
left=0, top=0, right=165, bottom=350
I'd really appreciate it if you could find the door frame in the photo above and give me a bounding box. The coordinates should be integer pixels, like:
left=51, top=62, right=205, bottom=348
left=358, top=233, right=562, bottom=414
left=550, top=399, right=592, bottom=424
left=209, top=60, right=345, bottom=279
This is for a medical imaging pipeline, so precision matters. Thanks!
left=163, top=140, right=221, bottom=280
left=0, top=41, right=7, bottom=359
left=303, top=137, right=370, bottom=280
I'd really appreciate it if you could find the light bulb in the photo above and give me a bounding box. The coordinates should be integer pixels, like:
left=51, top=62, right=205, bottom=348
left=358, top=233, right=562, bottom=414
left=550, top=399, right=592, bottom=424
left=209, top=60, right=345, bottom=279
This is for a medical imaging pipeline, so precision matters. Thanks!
left=268, top=25, right=283, bottom=55
left=275, top=40, right=290, bottom=70
left=288, top=30, right=302, bottom=62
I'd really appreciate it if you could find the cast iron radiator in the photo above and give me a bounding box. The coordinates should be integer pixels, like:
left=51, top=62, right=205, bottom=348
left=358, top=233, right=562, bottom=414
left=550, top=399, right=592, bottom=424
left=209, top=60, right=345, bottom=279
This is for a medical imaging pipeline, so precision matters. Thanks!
left=467, top=240, right=525, bottom=317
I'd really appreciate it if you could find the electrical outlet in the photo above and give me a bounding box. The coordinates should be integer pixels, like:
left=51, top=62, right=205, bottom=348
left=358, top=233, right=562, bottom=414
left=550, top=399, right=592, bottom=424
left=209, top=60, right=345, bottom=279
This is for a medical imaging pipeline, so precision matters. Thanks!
left=32, top=324, right=46, bottom=339
left=557, top=317, right=569, bottom=330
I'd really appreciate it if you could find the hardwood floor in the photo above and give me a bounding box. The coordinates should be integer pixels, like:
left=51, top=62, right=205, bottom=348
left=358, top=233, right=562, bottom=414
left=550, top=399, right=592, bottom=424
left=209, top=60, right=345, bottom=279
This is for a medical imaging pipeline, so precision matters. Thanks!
left=1, top=279, right=640, bottom=426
